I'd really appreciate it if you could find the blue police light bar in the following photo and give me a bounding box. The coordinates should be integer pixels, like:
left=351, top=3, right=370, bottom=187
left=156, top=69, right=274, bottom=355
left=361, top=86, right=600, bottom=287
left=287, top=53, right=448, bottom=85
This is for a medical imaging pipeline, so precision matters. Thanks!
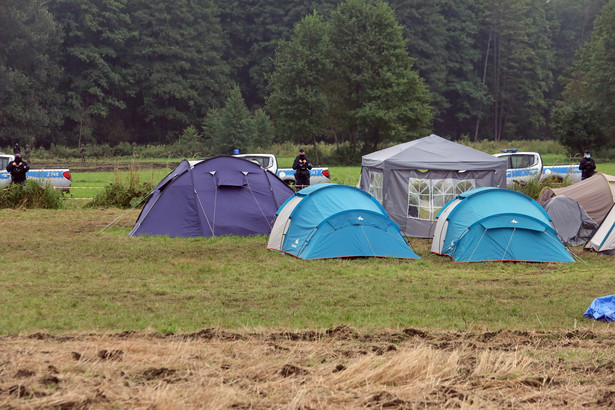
left=501, top=148, right=518, bottom=153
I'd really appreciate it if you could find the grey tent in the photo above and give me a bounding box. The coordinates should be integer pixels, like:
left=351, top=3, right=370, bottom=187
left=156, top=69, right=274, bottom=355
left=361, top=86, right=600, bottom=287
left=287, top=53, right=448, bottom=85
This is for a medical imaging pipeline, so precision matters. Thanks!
left=359, top=134, right=507, bottom=238
left=543, top=195, right=598, bottom=246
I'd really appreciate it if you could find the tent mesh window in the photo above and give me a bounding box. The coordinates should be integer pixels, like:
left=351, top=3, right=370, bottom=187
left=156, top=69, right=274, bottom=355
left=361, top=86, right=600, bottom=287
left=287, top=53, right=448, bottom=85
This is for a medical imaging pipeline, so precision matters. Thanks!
left=368, top=171, right=384, bottom=203
left=407, top=177, right=476, bottom=220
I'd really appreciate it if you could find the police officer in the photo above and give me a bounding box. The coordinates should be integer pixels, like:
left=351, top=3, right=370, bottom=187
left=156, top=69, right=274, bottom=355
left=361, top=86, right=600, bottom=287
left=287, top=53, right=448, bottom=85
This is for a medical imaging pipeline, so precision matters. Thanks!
left=6, top=153, right=30, bottom=185
left=292, top=148, right=312, bottom=190
left=579, top=149, right=596, bottom=180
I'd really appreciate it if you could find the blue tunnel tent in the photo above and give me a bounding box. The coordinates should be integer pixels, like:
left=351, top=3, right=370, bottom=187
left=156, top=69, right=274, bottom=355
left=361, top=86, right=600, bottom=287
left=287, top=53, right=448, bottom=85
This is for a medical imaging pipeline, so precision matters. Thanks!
left=267, top=183, right=420, bottom=260
left=430, top=187, right=574, bottom=263
left=130, top=156, right=295, bottom=237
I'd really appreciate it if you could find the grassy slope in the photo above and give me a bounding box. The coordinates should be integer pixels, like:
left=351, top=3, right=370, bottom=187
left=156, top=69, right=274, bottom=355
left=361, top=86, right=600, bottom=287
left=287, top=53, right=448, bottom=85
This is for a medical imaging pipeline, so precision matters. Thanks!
left=1, top=208, right=613, bottom=335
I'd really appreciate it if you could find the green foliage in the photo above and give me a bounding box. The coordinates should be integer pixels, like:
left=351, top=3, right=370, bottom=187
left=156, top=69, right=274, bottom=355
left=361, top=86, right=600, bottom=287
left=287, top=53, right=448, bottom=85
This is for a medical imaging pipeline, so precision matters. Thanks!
left=124, top=0, right=231, bottom=141
left=112, top=142, right=134, bottom=157
left=509, top=175, right=574, bottom=200
left=476, top=0, right=554, bottom=141
left=267, top=12, right=334, bottom=142
left=329, top=0, right=433, bottom=150
left=203, top=85, right=258, bottom=155
left=550, top=101, right=606, bottom=155
left=0, top=0, right=64, bottom=146
left=43, top=0, right=232, bottom=146
left=179, top=126, right=201, bottom=144
left=390, top=0, right=488, bottom=140
left=252, top=109, right=275, bottom=149
left=319, top=142, right=363, bottom=166
left=176, top=126, right=207, bottom=156
left=0, top=181, right=63, bottom=209
left=268, top=0, right=433, bottom=152
left=558, top=0, right=615, bottom=149
left=1, top=0, right=612, bottom=149
left=215, top=1, right=338, bottom=108
left=86, top=166, right=153, bottom=208
left=48, top=0, right=133, bottom=145
left=546, top=0, right=608, bottom=98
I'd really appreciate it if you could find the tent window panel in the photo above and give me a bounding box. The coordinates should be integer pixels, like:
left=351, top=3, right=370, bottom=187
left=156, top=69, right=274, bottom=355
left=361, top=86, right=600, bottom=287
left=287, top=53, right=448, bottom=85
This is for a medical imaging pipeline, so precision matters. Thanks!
left=456, top=180, right=475, bottom=194
left=368, top=171, right=383, bottom=203
left=407, top=177, right=476, bottom=221
left=408, top=179, right=430, bottom=220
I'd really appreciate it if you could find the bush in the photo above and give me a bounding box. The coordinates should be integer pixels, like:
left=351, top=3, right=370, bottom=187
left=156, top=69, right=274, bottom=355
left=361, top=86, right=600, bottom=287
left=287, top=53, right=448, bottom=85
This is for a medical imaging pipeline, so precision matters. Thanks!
left=86, top=166, right=154, bottom=208
left=0, top=181, right=63, bottom=209
left=112, top=142, right=134, bottom=157
left=319, top=142, right=362, bottom=166
left=509, top=175, right=574, bottom=200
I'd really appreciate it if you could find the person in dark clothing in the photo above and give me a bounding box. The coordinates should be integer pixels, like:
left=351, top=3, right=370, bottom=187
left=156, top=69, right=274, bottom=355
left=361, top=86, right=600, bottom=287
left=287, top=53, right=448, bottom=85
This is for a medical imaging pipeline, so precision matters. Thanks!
left=6, top=153, right=30, bottom=185
left=579, top=149, right=596, bottom=180
left=292, top=148, right=312, bottom=190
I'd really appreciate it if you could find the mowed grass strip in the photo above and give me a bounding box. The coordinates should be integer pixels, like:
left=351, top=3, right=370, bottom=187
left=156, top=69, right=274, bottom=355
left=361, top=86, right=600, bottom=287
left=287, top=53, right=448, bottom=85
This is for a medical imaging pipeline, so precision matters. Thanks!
left=68, top=168, right=173, bottom=200
left=1, top=208, right=613, bottom=335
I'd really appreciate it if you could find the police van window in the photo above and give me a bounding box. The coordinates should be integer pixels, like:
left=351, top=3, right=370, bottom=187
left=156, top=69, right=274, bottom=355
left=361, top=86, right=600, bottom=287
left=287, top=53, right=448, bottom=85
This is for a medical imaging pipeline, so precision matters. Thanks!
left=510, top=155, right=533, bottom=169
left=262, top=157, right=272, bottom=168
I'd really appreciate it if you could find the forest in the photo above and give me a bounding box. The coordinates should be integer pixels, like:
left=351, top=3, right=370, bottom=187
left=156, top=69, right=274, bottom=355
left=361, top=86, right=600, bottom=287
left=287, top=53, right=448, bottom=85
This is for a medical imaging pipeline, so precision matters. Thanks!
left=0, top=0, right=613, bottom=155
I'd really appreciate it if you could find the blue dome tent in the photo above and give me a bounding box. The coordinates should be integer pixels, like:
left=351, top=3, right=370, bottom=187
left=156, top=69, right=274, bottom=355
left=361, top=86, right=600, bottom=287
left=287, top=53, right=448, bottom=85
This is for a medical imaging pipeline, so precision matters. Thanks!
left=130, top=156, right=294, bottom=237
left=430, top=187, right=574, bottom=263
left=267, top=183, right=420, bottom=260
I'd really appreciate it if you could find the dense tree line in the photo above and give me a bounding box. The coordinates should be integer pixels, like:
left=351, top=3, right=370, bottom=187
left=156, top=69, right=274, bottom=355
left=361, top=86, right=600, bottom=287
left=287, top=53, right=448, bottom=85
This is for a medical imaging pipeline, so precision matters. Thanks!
left=0, top=0, right=612, bottom=154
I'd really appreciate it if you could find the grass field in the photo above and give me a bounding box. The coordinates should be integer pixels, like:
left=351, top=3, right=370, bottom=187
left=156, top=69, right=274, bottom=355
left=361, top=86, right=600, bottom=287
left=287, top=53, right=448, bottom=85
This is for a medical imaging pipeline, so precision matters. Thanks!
left=3, top=154, right=615, bottom=409
left=2, top=207, right=615, bottom=408
left=2, top=208, right=613, bottom=334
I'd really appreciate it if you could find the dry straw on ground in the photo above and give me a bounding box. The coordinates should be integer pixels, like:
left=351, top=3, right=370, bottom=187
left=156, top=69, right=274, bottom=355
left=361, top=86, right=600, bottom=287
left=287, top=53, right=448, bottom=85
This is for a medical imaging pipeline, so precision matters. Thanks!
left=2, top=326, right=615, bottom=409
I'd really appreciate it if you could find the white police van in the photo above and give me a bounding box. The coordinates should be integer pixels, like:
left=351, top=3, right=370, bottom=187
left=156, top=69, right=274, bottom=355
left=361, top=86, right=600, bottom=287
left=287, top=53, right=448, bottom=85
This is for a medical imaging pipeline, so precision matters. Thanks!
left=1, top=153, right=72, bottom=191
left=494, top=149, right=581, bottom=186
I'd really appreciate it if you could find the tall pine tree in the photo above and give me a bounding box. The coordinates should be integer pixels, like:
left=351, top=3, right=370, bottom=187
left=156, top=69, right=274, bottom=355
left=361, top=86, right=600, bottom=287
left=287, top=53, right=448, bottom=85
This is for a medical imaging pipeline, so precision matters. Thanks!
left=266, top=12, right=334, bottom=145
left=329, top=0, right=432, bottom=150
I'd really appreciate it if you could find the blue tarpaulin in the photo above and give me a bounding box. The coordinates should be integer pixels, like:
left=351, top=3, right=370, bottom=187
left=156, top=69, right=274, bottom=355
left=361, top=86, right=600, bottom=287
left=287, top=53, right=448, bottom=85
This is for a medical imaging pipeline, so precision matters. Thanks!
left=583, top=295, right=615, bottom=321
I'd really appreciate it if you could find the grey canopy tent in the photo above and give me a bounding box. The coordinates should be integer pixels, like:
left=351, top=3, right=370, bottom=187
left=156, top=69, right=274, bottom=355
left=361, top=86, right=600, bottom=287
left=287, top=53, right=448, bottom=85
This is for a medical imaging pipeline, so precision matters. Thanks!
left=359, top=134, right=507, bottom=238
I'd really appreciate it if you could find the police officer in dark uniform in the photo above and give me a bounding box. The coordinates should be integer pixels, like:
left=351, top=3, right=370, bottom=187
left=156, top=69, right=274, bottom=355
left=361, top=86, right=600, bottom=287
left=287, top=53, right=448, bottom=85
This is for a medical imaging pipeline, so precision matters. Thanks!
left=579, top=149, right=596, bottom=180
left=292, top=148, right=312, bottom=190
left=6, top=153, right=30, bottom=185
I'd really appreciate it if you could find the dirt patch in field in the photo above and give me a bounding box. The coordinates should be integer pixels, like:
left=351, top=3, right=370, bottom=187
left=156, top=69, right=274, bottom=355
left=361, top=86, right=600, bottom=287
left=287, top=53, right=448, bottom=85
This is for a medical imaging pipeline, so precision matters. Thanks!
left=2, top=327, right=615, bottom=408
